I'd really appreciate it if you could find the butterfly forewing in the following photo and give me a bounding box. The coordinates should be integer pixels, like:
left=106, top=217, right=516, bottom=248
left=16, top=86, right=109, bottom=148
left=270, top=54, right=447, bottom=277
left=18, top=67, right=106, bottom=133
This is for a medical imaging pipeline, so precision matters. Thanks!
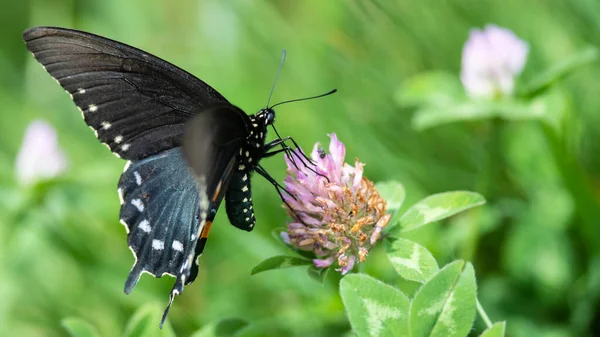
left=182, top=105, right=249, bottom=192
left=23, top=26, right=229, bottom=160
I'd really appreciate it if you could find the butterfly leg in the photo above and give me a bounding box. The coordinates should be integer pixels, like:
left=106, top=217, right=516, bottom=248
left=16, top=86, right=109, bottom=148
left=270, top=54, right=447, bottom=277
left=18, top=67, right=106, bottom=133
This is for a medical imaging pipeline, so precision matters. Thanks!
left=263, top=137, right=328, bottom=181
left=255, top=165, right=310, bottom=223
left=262, top=137, right=305, bottom=171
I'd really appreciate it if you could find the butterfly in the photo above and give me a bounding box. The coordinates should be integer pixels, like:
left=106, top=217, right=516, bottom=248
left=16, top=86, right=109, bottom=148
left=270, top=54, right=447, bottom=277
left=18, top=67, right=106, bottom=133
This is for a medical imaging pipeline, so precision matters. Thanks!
left=23, top=26, right=335, bottom=326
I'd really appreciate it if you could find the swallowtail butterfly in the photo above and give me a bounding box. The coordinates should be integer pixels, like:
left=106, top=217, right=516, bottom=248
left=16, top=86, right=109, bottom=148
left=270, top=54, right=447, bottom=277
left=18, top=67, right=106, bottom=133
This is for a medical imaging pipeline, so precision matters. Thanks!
left=23, top=26, right=335, bottom=326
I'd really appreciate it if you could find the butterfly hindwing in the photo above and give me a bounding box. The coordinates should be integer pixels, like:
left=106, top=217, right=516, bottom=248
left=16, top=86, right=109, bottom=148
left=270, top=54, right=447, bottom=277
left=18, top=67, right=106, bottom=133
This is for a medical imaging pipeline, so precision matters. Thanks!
left=118, top=147, right=201, bottom=293
left=23, top=26, right=230, bottom=160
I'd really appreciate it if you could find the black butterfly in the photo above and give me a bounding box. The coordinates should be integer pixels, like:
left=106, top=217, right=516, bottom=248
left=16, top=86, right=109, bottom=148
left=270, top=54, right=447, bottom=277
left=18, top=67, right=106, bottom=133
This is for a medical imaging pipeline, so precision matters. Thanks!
left=23, top=26, right=334, bottom=326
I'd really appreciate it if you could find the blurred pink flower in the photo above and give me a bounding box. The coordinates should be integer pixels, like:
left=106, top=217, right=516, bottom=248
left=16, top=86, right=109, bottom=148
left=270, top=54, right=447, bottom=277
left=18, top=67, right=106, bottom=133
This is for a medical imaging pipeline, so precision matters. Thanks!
left=15, top=120, right=68, bottom=186
left=460, top=24, right=529, bottom=99
left=282, top=133, right=390, bottom=275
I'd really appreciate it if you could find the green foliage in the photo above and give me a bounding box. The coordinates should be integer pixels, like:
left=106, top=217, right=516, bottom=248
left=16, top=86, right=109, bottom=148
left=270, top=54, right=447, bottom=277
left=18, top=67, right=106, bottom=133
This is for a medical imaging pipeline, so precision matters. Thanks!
left=250, top=255, right=313, bottom=275
left=340, top=274, right=410, bottom=337
left=384, top=238, right=439, bottom=283
left=190, top=318, right=249, bottom=337
left=375, top=181, right=406, bottom=213
left=307, top=264, right=330, bottom=284
left=520, top=47, right=600, bottom=98
left=123, top=304, right=176, bottom=337
left=391, top=191, right=485, bottom=233
left=375, top=181, right=406, bottom=224
left=62, top=318, right=101, bottom=337
left=409, top=261, right=476, bottom=337
left=480, top=322, right=506, bottom=337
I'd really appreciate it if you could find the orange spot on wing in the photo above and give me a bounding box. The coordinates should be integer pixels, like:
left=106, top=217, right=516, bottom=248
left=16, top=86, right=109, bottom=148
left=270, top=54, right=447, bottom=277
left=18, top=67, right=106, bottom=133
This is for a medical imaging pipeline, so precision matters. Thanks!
left=200, top=221, right=213, bottom=239
left=212, top=180, right=223, bottom=202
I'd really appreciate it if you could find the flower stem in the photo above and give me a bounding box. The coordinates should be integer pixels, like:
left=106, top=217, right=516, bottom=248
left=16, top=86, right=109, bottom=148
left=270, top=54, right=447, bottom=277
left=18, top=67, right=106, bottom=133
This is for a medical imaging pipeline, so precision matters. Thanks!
left=476, top=298, right=493, bottom=329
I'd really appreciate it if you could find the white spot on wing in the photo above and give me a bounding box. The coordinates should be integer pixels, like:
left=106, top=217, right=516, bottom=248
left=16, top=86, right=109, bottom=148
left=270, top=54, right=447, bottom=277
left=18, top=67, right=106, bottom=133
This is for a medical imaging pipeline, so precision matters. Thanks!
left=101, top=121, right=112, bottom=130
left=152, top=239, right=164, bottom=250
left=121, top=143, right=130, bottom=151
left=131, top=199, right=144, bottom=212
left=120, top=219, right=130, bottom=234
left=134, top=171, right=142, bottom=186
left=242, top=185, right=248, bottom=192
left=243, top=198, right=248, bottom=202
left=139, top=219, right=151, bottom=233
left=78, top=88, right=86, bottom=94
left=123, top=161, right=132, bottom=172
left=88, top=104, right=98, bottom=112
left=172, top=240, right=184, bottom=252
left=238, top=164, right=245, bottom=170
left=242, top=174, right=247, bottom=181
left=118, top=188, right=125, bottom=205
left=115, top=135, right=123, bottom=144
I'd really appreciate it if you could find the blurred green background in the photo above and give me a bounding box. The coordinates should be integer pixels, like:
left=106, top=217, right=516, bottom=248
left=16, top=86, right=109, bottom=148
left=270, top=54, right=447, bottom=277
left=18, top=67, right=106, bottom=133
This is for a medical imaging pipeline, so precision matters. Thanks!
left=2, top=0, right=600, bottom=336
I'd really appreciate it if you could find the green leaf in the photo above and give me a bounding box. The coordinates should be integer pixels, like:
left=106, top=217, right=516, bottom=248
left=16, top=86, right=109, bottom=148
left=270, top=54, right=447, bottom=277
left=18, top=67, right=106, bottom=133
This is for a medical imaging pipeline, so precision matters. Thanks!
left=251, top=255, right=313, bottom=275
left=412, top=100, right=545, bottom=131
left=123, top=304, right=176, bottom=337
left=385, top=238, right=439, bottom=283
left=521, top=46, right=599, bottom=98
left=61, top=317, right=101, bottom=337
left=480, top=322, right=506, bottom=337
left=376, top=181, right=406, bottom=231
left=340, top=274, right=410, bottom=337
left=190, top=318, right=249, bottom=337
left=307, top=264, right=330, bottom=284
left=394, top=191, right=485, bottom=233
left=409, top=260, right=477, bottom=337
left=375, top=180, right=406, bottom=227
left=376, top=181, right=406, bottom=212
left=396, top=71, right=465, bottom=107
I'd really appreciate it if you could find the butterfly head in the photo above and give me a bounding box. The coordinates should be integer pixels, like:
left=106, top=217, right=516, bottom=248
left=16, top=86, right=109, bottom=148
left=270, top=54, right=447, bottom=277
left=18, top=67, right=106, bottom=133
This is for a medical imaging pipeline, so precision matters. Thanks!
left=256, top=108, right=276, bottom=126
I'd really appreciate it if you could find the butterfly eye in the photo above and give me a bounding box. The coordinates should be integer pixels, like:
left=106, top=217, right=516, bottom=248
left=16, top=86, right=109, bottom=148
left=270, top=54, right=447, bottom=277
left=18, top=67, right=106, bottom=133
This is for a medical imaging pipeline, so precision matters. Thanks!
left=266, top=110, right=275, bottom=125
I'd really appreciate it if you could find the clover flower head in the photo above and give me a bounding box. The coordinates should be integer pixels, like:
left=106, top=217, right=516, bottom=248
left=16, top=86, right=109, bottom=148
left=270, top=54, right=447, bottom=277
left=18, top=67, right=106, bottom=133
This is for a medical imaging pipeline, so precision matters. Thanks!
left=282, top=133, right=390, bottom=274
left=461, top=24, right=529, bottom=99
left=15, top=120, right=68, bottom=186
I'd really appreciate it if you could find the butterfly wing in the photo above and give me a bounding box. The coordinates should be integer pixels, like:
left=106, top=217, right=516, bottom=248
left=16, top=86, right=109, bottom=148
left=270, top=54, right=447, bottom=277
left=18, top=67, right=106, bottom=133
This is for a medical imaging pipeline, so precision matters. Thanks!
left=23, top=26, right=229, bottom=160
left=119, top=147, right=200, bottom=292
left=125, top=105, right=246, bottom=326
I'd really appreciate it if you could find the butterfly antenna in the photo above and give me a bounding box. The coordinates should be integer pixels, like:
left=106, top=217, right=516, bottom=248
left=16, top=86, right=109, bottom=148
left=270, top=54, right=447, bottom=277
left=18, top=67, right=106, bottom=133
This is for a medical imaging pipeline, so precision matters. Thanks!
left=269, top=89, right=337, bottom=109
left=266, top=50, right=287, bottom=108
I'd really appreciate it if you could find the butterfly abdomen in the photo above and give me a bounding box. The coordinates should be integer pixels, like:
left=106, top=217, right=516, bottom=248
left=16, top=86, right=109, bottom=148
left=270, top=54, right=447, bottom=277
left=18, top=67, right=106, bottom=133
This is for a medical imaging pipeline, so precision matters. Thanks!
left=225, top=169, right=256, bottom=232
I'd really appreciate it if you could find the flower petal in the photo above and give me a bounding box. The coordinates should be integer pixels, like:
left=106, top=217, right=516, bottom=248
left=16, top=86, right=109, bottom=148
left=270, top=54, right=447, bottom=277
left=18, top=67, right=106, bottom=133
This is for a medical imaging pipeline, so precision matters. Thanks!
left=313, top=256, right=335, bottom=268
left=460, top=24, right=528, bottom=98
left=15, top=120, right=68, bottom=186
